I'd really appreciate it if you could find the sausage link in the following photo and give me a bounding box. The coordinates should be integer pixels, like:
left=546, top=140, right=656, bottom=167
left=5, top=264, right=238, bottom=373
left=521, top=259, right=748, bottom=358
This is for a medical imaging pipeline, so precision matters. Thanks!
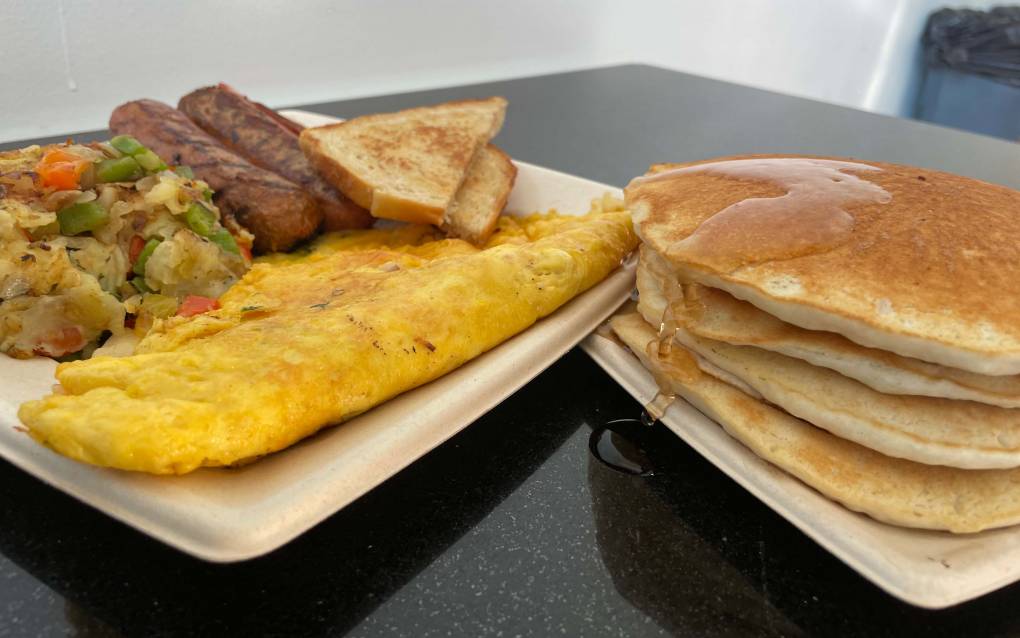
left=178, top=85, right=373, bottom=232
left=109, top=99, right=321, bottom=253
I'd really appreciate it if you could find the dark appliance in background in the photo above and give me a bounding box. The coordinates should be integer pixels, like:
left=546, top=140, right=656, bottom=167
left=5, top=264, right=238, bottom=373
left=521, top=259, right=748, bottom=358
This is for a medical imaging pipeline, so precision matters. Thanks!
left=914, top=6, right=1020, bottom=141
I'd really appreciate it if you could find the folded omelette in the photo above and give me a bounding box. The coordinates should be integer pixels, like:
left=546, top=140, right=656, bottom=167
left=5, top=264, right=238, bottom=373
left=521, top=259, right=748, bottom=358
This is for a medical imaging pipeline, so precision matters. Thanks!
left=19, top=207, right=637, bottom=474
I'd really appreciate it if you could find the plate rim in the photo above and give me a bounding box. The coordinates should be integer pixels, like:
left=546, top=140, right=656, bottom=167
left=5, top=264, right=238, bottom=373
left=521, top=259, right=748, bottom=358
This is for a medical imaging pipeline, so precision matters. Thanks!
left=580, top=331, right=1020, bottom=609
left=0, top=117, right=635, bottom=561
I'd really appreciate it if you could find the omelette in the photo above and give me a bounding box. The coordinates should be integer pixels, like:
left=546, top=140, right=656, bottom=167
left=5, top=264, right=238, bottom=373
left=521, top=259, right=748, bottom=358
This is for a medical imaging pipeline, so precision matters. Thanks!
left=18, top=203, right=637, bottom=474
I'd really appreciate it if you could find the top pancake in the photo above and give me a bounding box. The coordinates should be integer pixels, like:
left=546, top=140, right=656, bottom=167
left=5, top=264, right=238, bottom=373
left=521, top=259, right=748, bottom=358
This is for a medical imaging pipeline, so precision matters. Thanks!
left=626, top=155, right=1020, bottom=375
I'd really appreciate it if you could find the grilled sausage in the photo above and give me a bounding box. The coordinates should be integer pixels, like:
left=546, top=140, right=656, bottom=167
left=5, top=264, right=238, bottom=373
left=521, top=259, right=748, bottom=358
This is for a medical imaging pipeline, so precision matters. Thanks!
left=109, top=99, right=321, bottom=253
left=178, top=84, right=373, bottom=232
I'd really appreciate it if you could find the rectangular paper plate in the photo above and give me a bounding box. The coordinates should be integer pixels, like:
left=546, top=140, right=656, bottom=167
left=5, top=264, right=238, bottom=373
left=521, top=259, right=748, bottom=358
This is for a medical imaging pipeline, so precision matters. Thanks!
left=0, top=109, right=634, bottom=562
left=582, top=325, right=1020, bottom=609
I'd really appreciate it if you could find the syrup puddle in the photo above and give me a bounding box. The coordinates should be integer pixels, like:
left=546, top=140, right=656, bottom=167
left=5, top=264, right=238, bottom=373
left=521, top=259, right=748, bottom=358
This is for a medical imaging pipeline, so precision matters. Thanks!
left=634, top=157, right=892, bottom=271
left=589, top=418, right=655, bottom=476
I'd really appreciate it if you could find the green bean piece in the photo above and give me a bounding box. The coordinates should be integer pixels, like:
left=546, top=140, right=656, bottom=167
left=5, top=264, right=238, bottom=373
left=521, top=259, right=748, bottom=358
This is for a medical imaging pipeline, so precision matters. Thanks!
left=130, top=277, right=152, bottom=294
left=174, top=166, right=195, bottom=179
left=209, top=228, right=239, bottom=254
left=95, top=156, right=142, bottom=183
left=109, top=135, right=145, bottom=156
left=57, top=201, right=109, bottom=236
left=184, top=202, right=217, bottom=237
left=135, top=149, right=167, bottom=172
left=132, top=238, right=161, bottom=276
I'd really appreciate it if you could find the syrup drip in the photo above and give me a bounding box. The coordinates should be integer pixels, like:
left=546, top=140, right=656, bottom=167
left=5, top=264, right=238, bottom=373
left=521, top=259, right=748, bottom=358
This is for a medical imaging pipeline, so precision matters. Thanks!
left=642, top=338, right=679, bottom=426
left=639, top=271, right=702, bottom=425
left=589, top=418, right=655, bottom=475
left=636, top=158, right=892, bottom=272
left=642, top=391, right=675, bottom=425
left=654, top=278, right=685, bottom=358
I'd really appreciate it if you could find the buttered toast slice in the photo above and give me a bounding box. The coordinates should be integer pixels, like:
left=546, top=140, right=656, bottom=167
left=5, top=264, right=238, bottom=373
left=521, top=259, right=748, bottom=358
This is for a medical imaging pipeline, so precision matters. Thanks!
left=299, top=97, right=507, bottom=225
left=443, top=144, right=517, bottom=244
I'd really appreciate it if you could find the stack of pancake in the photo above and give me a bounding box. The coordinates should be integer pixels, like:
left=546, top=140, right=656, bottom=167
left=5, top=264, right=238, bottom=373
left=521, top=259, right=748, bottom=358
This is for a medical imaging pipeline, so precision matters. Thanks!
left=612, top=156, right=1020, bottom=533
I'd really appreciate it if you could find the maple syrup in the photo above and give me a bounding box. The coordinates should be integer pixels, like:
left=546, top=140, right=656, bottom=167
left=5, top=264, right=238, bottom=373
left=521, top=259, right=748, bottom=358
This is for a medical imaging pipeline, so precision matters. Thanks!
left=637, top=158, right=892, bottom=272
left=589, top=418, right=655, bottom=476
left=638, top=270, right=704, bottom=425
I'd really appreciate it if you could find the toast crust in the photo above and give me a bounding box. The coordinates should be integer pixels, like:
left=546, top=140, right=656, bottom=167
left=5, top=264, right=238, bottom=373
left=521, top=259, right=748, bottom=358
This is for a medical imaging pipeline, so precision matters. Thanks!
left=443, top=144, right=517, bottom=244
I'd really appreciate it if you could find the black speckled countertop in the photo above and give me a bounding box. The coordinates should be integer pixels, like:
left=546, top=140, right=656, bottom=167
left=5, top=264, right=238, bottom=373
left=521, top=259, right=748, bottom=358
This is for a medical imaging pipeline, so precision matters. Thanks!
left=3, top=65, right=1020, bottom=637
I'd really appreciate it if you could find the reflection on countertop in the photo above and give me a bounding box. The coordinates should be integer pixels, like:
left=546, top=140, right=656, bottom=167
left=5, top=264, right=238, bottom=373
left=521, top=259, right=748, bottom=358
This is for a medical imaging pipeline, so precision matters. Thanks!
left=7, top=349, right=1020, bottom=637
left=587, top=419, right=803, bottom=636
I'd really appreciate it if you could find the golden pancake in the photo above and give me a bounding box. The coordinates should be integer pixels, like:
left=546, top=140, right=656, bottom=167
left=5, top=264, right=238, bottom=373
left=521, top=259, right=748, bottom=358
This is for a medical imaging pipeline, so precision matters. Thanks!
left=627, top=155, right=1020, bottom=375
left=611, top=312, right=1020, bottom=533
left=638, top=245, right=1020, bottom=408
left=637, top=257, right=1020, bottom=469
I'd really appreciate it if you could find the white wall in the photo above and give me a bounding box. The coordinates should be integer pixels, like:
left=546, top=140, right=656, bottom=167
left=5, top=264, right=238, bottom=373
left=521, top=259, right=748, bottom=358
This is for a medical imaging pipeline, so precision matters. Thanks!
left=599, top=0, right=945, bottom=117
left=0, top=0, right=994, bottom=143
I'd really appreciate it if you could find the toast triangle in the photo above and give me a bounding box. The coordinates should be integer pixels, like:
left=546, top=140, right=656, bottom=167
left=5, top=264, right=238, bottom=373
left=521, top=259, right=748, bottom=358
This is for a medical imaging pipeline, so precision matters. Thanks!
left=442, top=144, right=517, bottom=244
left=299, top=97, right=507, bottom=225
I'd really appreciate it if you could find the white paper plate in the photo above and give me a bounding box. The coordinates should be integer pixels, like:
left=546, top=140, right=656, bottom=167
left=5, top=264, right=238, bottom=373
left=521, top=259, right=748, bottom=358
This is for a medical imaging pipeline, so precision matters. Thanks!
left=0, top=109, right=634, bottom=562
left=582, top=323, right=1020, bottom=608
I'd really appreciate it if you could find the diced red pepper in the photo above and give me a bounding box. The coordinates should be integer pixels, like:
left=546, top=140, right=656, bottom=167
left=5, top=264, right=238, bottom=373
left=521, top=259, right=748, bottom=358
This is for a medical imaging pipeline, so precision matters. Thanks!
left=35, top=149, right=90, bottom=191
left=176, top=295, right=220, bottom=317
left=239, top=243, right=252, bottom=263
left=128, top=235, right=146, bottom=264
